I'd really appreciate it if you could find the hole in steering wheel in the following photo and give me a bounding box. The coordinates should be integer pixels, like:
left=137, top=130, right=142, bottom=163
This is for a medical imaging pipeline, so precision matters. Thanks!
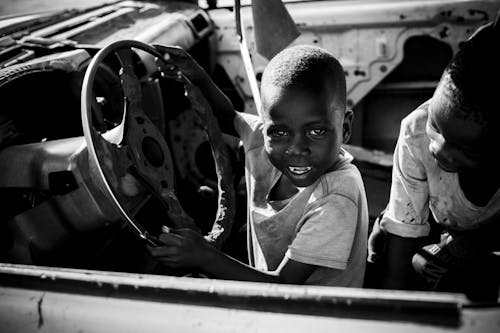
left=142, top=136, right=165, bottom=167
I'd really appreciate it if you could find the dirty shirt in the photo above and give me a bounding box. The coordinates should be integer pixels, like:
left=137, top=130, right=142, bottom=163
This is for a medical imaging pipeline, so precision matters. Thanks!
left=234, top=112, right=368, bottom=287
left=380, top=101, right=500, bottom=238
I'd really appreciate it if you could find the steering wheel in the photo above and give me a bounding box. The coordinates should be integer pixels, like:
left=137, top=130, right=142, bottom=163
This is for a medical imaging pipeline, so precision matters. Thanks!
left=81, top=40, right=235, bottom=249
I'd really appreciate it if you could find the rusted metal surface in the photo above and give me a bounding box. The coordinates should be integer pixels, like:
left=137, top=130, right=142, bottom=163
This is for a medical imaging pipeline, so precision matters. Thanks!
left=3, top=1, right=211, bottom=52
left=210, top=0, right=500, bottom=114
left=0, top=263, right=499, bottom=332
left=0, top=264, right=462, bottom=329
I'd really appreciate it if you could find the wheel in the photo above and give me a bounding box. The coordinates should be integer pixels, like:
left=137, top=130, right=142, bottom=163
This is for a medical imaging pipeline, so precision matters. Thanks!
left=81, top=40, right=235, bottom=249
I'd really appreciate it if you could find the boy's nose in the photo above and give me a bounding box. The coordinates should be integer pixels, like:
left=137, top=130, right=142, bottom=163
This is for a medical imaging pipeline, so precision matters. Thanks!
left=286, top=137, right=310, bottom=156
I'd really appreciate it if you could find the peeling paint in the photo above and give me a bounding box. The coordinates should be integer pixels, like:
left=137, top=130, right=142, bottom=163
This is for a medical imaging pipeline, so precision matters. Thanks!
left=468, top=9, right=489, bottom=22
left=439, top=26, right=449, bottom=39
left=353, top=69, right=366, bottom=77
left=440, top=10, right=453, bottom=17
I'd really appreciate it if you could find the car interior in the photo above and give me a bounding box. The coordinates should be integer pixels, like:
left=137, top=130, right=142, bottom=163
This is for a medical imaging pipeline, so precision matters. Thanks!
left=0, top=0, right=499, bottom=305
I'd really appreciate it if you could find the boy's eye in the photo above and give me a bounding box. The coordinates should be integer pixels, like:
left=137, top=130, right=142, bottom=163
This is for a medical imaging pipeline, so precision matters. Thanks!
left=269, top=129, right=289, bottom=137
left=308, top=128, right=326, bottom=137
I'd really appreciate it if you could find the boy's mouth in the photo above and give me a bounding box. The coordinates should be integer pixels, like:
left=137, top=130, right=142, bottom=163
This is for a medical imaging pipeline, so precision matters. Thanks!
left=288, top=166, right=312, bottom=175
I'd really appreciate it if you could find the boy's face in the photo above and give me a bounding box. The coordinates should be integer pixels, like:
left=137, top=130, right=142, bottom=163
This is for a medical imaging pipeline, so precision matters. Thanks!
left=426, top=89, right=499, bottom=173
left=261, top=84, right=352, bottom=187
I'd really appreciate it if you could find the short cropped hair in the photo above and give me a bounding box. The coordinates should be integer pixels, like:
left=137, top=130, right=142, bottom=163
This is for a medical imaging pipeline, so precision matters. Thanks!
left=438, top=22, right=500, bottom=125
left=260, top=45, right=346, bottom=110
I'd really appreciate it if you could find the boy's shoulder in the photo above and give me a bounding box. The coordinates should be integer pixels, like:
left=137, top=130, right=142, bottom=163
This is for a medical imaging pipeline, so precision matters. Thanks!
left=400, top=100, right=431, bottom=140
left=309, top=159, right=364, bottom=206
left=234, top=111, right=265, bottom=151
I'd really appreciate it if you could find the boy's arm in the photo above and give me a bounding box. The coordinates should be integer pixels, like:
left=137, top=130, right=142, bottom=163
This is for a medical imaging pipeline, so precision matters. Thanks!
left=154, top=45, right=238, bottom=136
left=382, top=233, right=426, bottom=289
left=149, top=229, right=316, bottom=284
left=202, top=249, right=316, bottom=284
left=373, top=110, right=432, bottom=287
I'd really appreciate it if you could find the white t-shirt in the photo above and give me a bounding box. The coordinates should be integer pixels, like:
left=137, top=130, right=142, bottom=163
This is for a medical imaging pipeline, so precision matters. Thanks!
left=234, top=112, right=368, bottom=287
left=381, top=101, right=500, bottom=238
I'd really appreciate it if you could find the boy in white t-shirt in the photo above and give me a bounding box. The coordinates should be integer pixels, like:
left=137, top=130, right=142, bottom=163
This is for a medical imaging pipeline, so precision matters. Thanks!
left=150, top=45, right=368, bottom=286
left=368, top=22, right=500, bottom=300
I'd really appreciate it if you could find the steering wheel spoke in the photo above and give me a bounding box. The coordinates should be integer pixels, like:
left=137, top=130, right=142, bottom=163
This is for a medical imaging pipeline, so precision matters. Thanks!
left=92, top=127, right=131, bottom=173
left=126, top=192, right=152, bottom=219
left=114, top=48, right=144, bottom=112
left=91, top=127, right=147, bottom=201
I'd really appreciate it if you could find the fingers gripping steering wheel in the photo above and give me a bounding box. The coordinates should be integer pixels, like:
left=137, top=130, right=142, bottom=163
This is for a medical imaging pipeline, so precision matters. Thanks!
left=81, top=40, right=235, bottom=249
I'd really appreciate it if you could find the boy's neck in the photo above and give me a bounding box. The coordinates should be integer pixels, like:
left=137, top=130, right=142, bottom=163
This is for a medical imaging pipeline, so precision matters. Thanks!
left=269, top=175, right=299, bottom=201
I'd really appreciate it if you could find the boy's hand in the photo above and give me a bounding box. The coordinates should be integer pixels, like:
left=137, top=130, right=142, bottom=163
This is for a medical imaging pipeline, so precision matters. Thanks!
left=153, top=45, right=209, bottom=85
left=148, top=228, right=213, bottom=269
left=153, top=44, right=237, bottom=136
left=367, top=211, right=386, bottom=264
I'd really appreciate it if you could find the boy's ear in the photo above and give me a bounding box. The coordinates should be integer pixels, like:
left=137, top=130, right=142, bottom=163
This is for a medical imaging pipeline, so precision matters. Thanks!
left=342, top=109, right=354, bottom=144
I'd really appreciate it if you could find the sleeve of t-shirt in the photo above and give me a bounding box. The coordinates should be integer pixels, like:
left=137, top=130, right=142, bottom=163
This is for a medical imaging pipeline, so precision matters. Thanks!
left=379, top=117, right=431, bottom=238
left=286, top=194, right=358, bottom=270
left=233, top=111, right=262, bottom=152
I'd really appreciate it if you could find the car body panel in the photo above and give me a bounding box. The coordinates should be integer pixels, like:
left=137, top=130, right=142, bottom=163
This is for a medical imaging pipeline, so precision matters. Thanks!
left=211, top=0, right=499, bottom=114
left=1, top=263, right=499, bottom=333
